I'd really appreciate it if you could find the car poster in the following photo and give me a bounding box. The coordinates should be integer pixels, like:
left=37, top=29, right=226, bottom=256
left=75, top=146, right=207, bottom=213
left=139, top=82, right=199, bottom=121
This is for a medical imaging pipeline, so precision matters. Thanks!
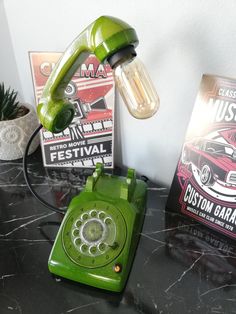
left=29, top=52, right=115, bottom=168
left=167, top=74, right=236, bottom=239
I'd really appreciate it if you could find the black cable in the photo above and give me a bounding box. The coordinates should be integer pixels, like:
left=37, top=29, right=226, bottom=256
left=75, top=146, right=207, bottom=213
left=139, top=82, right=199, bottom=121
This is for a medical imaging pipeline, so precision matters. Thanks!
left=23, top=124, right=66, bottom=214
left=38, top=221, right=61, bottom=244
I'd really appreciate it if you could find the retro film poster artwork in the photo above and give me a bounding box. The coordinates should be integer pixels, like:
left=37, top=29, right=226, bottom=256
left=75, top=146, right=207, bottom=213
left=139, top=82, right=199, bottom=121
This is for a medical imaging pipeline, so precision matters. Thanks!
left=167, top=74, right=236, bottom=239
left=29, top=52, right=114, bottom=168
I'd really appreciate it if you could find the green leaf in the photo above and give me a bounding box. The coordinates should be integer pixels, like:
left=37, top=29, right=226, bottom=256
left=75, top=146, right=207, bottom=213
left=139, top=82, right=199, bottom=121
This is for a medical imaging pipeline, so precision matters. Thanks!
left=0, top=83, right=19, bottom=121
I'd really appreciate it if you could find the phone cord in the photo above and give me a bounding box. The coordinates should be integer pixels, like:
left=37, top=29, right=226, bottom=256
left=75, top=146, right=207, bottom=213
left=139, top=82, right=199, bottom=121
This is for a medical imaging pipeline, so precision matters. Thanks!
left=23, top=124, right=66, bottom=214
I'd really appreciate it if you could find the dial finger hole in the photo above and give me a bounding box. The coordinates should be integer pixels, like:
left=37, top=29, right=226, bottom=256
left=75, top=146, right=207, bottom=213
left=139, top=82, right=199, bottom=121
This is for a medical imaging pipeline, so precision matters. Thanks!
left=81, top=213, right=89, bottom=220
left=98, top=242, right=106, bottom=251
left=98, top=211, right=106, bottom=219
left=104, top=217, right=112, bottom=225
left=80, top=244, right=88, bottom=252
left=75, top=220, right=82, bottom=228
left=72, top=229, right=80, bottom=237
left=89, top=246, right=97, bottom=255
left=74, top=238, right=81, bottom=246
left=90, top=210, right=97, bottom=217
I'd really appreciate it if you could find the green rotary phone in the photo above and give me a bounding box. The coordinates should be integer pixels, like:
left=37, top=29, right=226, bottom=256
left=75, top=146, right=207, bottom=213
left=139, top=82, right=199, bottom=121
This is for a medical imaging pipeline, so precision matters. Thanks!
left=49, top=163, right=147, bottom=292
left=34, top=16, right=159, bottom=292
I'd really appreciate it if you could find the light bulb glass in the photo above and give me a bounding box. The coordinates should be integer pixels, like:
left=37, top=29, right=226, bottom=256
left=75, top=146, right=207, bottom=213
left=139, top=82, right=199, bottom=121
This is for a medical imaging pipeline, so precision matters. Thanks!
left=113, top=57, right=160, bottom=119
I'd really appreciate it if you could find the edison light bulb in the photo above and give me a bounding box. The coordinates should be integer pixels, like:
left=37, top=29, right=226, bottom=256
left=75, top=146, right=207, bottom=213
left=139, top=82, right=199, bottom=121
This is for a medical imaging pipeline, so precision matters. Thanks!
left=113, top=56, right=160, bottom=119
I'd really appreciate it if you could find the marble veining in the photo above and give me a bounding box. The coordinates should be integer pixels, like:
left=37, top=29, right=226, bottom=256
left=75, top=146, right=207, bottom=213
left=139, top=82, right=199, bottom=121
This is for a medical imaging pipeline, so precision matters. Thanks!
left=63, top=301, right=102, bottom=313
left=1, top=149, right=236, bottom=313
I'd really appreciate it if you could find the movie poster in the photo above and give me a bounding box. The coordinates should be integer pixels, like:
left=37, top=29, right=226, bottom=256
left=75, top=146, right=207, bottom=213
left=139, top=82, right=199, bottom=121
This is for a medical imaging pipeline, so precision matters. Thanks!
left=167, top=75, right=236, bottom=239
left=29, top=52, right=115, bottom=168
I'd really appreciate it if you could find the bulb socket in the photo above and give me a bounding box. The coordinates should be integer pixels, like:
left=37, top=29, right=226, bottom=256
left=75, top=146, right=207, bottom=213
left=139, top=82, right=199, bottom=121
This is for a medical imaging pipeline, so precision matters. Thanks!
left=107, top=45, right=137, bottom=69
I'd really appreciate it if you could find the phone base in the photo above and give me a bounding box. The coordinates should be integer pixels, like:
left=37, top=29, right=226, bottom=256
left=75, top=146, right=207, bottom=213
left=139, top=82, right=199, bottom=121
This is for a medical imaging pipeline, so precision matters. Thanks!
left=48, top=164, right=147, bottom=292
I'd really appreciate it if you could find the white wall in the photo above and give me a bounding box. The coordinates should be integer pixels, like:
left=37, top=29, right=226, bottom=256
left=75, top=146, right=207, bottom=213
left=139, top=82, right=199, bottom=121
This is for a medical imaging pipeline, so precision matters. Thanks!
left=0, top=0, right=22, bottom=98
left=3, top=0, right=236, bottom=186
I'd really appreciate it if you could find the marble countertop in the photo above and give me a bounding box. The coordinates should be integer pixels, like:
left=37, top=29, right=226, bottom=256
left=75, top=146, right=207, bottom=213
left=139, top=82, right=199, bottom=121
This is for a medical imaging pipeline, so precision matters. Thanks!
left=1, top=148, right=236, bottom=314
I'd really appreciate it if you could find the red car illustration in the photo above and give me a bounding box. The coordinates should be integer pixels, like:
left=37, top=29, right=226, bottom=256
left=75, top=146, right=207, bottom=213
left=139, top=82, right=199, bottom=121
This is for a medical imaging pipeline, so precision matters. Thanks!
left=182, top=138, right=236, bottom=186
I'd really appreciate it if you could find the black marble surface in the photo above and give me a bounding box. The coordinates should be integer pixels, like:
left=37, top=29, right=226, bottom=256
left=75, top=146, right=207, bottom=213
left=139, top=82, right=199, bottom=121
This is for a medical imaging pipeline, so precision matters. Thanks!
left=1, top=148, right=236, bottom=314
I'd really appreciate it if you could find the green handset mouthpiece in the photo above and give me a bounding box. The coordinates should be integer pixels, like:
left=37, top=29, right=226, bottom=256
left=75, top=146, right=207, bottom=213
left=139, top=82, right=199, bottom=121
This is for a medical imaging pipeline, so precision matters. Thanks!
left=37, top=16, right=159, bottom=133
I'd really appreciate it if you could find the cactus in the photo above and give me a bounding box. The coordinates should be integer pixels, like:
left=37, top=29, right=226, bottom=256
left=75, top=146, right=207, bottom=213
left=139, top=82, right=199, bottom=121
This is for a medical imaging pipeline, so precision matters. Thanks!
left=0, top=83, right=19, bottom=121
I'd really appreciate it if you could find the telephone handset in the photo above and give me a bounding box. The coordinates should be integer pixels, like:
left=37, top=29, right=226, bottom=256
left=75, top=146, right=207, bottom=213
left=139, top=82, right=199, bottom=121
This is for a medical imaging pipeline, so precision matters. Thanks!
left=37, top=16, right=159, bottom=134
left=48, top=163, right=147, bottom=292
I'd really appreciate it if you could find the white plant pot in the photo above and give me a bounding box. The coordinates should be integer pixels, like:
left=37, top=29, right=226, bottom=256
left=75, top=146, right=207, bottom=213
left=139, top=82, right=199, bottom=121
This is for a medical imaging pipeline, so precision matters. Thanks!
left=0, top=103, right=40, bottom=160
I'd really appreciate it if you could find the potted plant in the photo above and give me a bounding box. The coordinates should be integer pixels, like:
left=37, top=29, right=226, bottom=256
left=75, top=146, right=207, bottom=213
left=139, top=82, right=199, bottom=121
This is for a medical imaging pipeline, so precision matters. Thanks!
left=0, top=83, right=39, bottom=160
